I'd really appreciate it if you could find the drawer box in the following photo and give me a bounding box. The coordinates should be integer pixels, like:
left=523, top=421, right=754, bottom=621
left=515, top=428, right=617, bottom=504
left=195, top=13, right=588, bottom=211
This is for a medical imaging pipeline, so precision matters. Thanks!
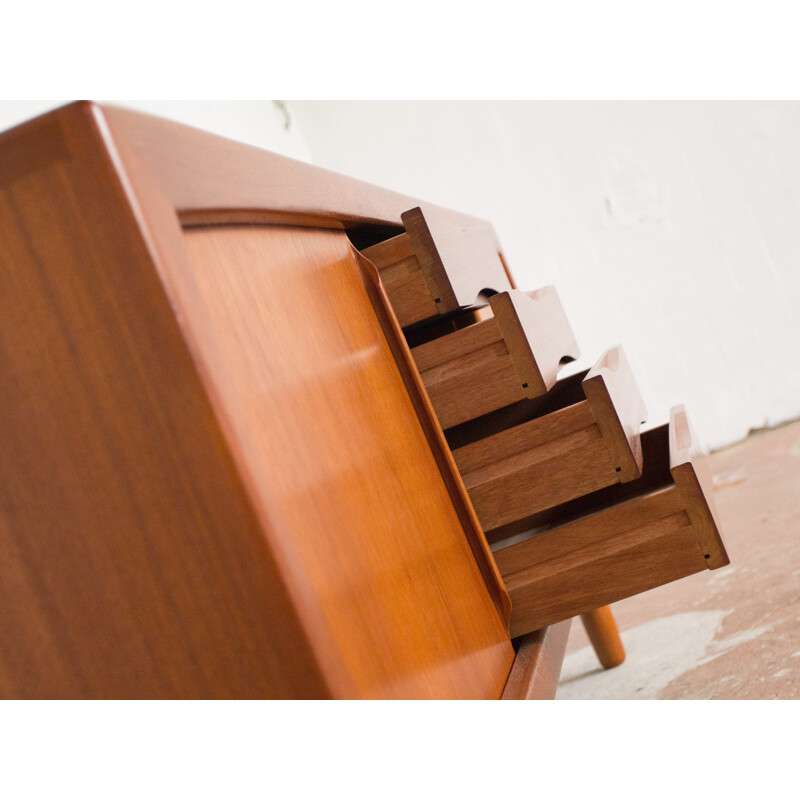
left=492, top=406, right=730, bottom=638
left=362, top=232, right=438, bottom=327
left=410, top=287, right=579, bottom=430
left=361, top=207, right=513, bottom=328
left=450, top=346, right=647, bottom=535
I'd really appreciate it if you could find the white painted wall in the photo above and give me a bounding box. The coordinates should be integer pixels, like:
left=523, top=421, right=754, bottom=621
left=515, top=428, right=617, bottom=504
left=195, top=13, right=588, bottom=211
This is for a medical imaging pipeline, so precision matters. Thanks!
left=290, top=101, right=800, bottom=450
left=4, top=101, right=797, bottom=450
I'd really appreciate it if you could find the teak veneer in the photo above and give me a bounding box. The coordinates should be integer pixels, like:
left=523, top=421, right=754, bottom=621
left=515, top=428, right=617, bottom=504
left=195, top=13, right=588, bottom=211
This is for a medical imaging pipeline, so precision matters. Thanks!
left=356, top=205, right=514, bottom=328
left=361, top=232, right=438, bottom=327
left=493, top=406, right=730, bottom=638
left=0, top=101, right=515, bottom=699
left=410, top=287, right=580, bottom=430
left=501, top=619, right=572, bottom=700
left=0, top=102, right=728, bottom=699
left=451, top=346, right=647, bottom=535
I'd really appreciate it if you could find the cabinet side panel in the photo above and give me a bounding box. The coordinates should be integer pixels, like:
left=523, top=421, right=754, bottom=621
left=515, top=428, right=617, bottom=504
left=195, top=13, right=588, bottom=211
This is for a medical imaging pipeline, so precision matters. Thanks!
left=180, top=225, right=514, bottom=699
left=0, top=108, right=330, bottom=698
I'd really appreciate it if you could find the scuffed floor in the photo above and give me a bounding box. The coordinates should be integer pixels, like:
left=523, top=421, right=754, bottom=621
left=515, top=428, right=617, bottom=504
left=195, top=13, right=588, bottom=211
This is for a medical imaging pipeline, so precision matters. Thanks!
left=557, top=420, right=800, bottom=699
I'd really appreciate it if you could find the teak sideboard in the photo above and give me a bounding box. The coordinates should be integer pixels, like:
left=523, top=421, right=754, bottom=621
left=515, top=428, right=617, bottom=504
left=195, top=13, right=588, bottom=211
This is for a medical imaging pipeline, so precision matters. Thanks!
left=0, top=103, right=728, bottom=698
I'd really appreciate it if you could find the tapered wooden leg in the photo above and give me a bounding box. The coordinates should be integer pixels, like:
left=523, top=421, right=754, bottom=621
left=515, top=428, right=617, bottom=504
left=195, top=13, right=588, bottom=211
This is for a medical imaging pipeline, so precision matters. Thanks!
left=580, top=606, right=625, bottom=669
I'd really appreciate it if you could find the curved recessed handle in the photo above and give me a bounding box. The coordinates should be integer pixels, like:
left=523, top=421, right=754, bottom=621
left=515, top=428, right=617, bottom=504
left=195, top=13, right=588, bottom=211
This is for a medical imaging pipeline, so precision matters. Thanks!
left=582, top=346, right=647, bottom=482
left=489, top=286, right=580, bottom=397
left=401, top=206, right=512, bottom=311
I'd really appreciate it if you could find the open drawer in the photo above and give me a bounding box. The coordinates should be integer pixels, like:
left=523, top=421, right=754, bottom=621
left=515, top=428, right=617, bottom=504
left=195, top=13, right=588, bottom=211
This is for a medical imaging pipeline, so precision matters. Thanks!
left=360, top=207, right=512, bottom=328
left=362, top=231, right=438, bottom=327
left=449, top=346, right=647, bottom=536
left=492, top=406, right=730, bottom=638
left=410, top=287, right=580, bottom=430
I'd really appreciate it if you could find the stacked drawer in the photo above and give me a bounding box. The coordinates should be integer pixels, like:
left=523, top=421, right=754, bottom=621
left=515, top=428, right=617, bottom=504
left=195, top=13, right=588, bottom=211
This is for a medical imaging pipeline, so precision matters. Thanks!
left=362, top=208, right=729, bottom=640
left=409, top=287, right=580, bottom=429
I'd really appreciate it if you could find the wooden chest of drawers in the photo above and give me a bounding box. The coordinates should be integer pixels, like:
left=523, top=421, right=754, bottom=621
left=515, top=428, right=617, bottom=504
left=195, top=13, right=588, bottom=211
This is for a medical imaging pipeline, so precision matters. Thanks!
left=0, top=102, right=728, bottom=698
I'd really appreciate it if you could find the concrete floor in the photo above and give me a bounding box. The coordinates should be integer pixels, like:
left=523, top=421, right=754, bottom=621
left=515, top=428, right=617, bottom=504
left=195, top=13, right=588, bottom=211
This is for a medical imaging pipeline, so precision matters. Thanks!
left=557, top=419, right=800, bottom=699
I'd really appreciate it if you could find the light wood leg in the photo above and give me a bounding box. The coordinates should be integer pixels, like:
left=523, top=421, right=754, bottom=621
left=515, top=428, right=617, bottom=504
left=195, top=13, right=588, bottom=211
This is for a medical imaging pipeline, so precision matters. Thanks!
left=580, top=605, right=625, bottom=669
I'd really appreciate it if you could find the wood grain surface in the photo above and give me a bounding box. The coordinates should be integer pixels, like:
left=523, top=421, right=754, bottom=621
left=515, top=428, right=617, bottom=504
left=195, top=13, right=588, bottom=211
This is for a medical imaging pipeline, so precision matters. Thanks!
left=582, top=346, right=647, bottom=481
left=411, top=317, right=521, bottom=429
left=355, top=252, right=511, bottom=629
left=361, top=233, right=438, bottom=327
left=490, top=287, right=580, bottom=397
left=454, top=402, right=619, bottom=532
left=0, top=103, right=332, bottom=698
left=451, top=347, right=644, bottom=533
left=100, top=104, right=513, bottom=309
left=669, top=405, right=729, bottom=568
left=101, top=100, right=518, bottom=696
left=410, top=287, right=579, bottom=430
left=501, top=620, right=572, bottom=700
left=402, top=206, right=510, bottom=312
left=0, top=101, right=515, bottom=698
left=492, top=408, right=729, bottom=637
left=177, top=225, right=514, bottom=698
left=497, top=491, right=705, bottom=637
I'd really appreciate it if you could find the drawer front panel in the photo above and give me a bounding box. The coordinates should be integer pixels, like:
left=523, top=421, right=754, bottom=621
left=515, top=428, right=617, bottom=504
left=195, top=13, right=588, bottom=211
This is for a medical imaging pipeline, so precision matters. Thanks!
left=492, top=407, right=729, bottom=639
